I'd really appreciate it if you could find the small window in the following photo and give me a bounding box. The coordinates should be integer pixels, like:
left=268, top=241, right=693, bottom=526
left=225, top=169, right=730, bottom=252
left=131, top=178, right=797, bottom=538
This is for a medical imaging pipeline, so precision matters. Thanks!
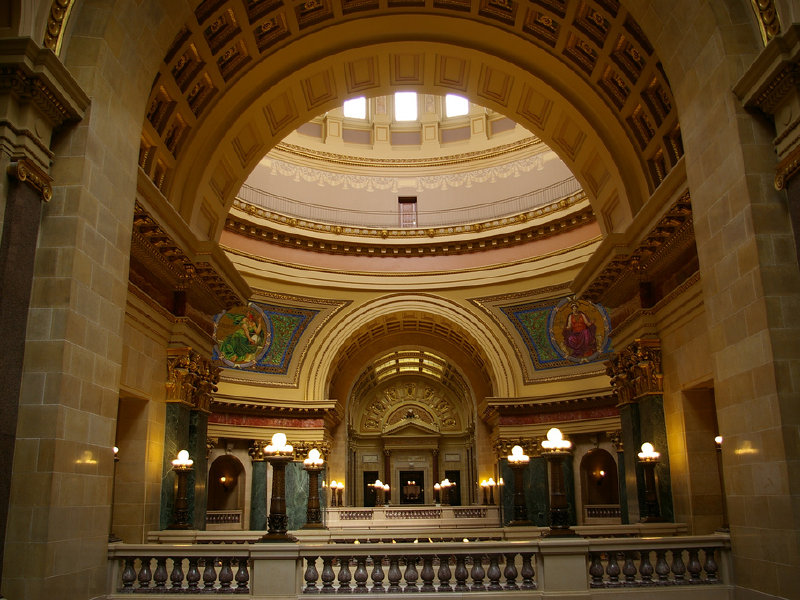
left=445, top=94, right=469, bottom=117
left=343, top=96, right=366, bottom=119
left=395, top=92, right=417, bottom=121
left=398, top=196, right=417, bottom=227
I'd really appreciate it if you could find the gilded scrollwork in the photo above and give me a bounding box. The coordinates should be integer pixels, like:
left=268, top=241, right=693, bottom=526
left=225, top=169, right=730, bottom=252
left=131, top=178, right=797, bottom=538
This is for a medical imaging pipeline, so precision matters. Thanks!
left=360, top=381, right=460, bottom=433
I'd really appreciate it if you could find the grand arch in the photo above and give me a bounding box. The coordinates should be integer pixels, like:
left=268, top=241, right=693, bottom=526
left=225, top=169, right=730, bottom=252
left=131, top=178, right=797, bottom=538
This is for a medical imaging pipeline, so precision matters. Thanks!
left=4, top=1, right=800, bottom=600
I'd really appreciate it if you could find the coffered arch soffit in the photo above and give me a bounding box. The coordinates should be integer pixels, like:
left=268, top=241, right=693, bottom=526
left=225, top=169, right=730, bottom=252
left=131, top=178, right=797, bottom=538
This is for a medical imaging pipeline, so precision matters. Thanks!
left=307, top=294, right=514, bottom=406
left=141, top=5, right=681, bottom=246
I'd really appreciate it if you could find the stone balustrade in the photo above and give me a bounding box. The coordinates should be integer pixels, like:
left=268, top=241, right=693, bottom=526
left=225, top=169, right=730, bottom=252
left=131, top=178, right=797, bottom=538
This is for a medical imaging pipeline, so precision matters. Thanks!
left=107, top=534, right=731, bottom=597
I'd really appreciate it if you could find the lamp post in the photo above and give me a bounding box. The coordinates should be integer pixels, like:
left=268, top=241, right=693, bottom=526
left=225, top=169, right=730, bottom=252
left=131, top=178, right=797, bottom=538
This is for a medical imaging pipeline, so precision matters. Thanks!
left=261, top=432, right=294, bottom=542
left=481, top=480, right=489, bottom=505
left=541, top=428, right=575, bottom=536
left=715, top=436, right=729, bottom=531
left=440, top=479, right=452, bottom=506
left=382, top=482, right=390, bottom=506
left=434, top=482, right=441, bottom=505
left=507, top=445, right=531, bottom=526
left=303, top=449, right=325, bottom=528
left=329, top=480, right=338, bottom=507
left=638, top=442, right=663, bottom=522
left=336, top=481, right=344, bottom=507
left=169, top=449, right=194, bottom=530
left=109, top=446, right=121, bottom=542
left=373, top=479, right=384, bottom=506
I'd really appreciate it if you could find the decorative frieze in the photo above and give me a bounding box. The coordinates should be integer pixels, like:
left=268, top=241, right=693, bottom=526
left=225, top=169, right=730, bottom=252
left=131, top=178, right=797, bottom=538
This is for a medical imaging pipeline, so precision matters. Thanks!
left=166, top=347, right=220, bottom=412
left=604, top=338, right=663, bottom=405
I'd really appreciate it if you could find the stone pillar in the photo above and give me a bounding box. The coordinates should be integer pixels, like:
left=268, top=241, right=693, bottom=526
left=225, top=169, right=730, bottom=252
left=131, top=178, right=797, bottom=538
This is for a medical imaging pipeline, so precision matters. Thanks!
left=606, top=339, right=674, bottom=523
left=0, top=39, right=87, bottom=597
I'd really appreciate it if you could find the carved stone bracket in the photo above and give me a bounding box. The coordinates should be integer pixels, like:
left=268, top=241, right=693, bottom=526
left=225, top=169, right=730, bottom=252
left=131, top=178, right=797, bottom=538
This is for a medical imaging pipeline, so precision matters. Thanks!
left=607, top=430, right=623, bottom=453
left=166, top=347, right=220, bottom=412
left=7, top=158, right=52, bottom=202
left=605, top=338, right=663, bottom=405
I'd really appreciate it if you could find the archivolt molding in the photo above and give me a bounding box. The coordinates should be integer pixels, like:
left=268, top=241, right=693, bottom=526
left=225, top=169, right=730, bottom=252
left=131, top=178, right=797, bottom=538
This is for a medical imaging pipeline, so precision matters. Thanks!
left=307, top=293, right=516, bottom=403
left=140, top=3, right=678, bottom=244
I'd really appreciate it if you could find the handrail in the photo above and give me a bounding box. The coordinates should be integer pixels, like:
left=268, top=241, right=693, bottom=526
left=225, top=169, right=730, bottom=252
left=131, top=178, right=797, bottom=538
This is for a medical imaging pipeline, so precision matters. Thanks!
left=106, top=533, right=732, bottom=597
left=236, top=176, right=583, bottom=228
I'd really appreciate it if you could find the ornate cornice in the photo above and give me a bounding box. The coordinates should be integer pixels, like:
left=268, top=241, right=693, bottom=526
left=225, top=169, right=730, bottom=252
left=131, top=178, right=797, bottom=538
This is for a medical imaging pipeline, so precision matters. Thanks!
left=7, top=158, right=53, bottom=202
left=583, top=191, right=693, bottom=303
left=775, top=142, right=800, bottom=190
left=133, top=202, right=244, bottom=310
left=166, top=347, right=221, bottom=413
left=604, top=338, right=663, bottom=405
left=226, top=196, right=594, bottom=257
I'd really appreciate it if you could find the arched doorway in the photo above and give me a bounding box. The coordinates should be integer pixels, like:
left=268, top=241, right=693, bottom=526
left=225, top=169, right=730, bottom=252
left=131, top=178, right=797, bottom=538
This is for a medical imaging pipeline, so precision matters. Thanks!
left=579, top=448, right=620, bottom=524
left=207, top=454, right=246, bottom=529
left=347, top=349, right=477, bottom=508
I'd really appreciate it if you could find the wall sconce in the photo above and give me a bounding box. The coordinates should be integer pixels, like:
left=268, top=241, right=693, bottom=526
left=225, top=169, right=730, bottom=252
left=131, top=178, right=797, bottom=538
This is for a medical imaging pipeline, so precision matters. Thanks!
left=261, top=432, right=294, bottom=541
left=303, top=448, right=325, bottom=528
left=595, top=470, right=606, bottom=486
left=169, top=450, right=194, bottom=530
left=541, top=428, right=575, bottom=536
left=219, top=475, right=233, bottom=491
left=637, top=442, right=663, bottom=522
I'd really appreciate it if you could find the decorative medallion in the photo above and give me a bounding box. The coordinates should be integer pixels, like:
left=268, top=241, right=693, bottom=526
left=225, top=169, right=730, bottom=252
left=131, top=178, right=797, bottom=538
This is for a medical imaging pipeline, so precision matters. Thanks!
left=548, top=297, right=610, bottom=363
left=213, top=302, right=272, bottom=368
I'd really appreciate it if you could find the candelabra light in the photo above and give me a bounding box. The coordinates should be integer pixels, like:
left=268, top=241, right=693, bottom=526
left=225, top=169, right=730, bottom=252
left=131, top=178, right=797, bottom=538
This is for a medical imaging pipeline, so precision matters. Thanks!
left=507, top=445, right=531, bottom=526
left=541, top=428, right=575, bottom=536
left=169, top=450, right=194, bottom=530
left=303, top=448, right=325, bottom=528
left=637, top=442, right=663, bottom=522
left=260, top=432, right=294, bottom=542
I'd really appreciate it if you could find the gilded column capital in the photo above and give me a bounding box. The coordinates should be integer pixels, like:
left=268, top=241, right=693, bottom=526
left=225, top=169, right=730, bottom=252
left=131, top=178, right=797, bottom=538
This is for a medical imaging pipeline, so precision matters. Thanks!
left=166, top=347, right=219, bottom=412
left=7, top=158, right=52, bottom=202
left=605, top=338, right=663, bottom=405
left=607, top=430, right=624, bottom=453
left=494, top=439, right=540, bottom=460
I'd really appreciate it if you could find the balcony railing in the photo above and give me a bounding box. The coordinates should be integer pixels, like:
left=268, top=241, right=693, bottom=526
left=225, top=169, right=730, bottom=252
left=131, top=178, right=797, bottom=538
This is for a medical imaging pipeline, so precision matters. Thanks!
left=236, top=176, right=583, bottom=229
left=107, top=533, right=732, bottom=597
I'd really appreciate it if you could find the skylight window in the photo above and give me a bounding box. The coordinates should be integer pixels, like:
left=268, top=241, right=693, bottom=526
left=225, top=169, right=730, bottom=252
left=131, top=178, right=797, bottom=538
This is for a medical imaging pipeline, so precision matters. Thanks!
left=343, top=96, right=366, bottom=119
left=445, top=94, right=469, bottom=117
left=394, top=92, right=417, bottom=121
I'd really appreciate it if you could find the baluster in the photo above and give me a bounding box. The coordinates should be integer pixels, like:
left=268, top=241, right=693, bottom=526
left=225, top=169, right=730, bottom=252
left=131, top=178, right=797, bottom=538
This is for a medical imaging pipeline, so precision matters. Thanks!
left=338, top=557, right=353, bottom=593
left=370, top=556, right=386, bottom=593
left=655, top=550, right=670, bottom=583
left=235, top=557, right=250, bottom=592
left=203, top=557, right=218, bottom=590
left=589, top=553, right=605, bottom=588
left=305, top=556, right=320, bottom=593
left=403, top=556, right=419, bottom=592
left=387, top=556, right=402, bottom=593
left=187, top=557, right=201, bottom=591
left=486, top=554, right=502, bottom=591
left=639, top=550, right=654, bottom=584
left=321, top=556, right=336, bottom=593
left=503, top=553, right=518, bottom=590
left=420, top=556, right=436, bottom=592
left=353, top=556, right=369, bottom=593
left=219, top=557, right=234, bottom=590
left=606, top=552, right=621, bottom=586
left=153, top=557, right=168, bottom=590
left=671, top=549, right=686, bottom=583
left=469, top=554, right=485, bottom=591
left=437, top=555, right=452, bottom=592
left=453, top=555, right=468, bottom=592
left=170, top=556, right=185, bottom=590
left=121, top=557, right=137, bottom=590
left=520, top=553, right=535, bottom=590
left=137, top=556, right=152, bottom=589
left=623, top=552, right=638, bottom=585
left=687, top=549, right=702, bottom=582
left=703, top=548, right=719, bottom=582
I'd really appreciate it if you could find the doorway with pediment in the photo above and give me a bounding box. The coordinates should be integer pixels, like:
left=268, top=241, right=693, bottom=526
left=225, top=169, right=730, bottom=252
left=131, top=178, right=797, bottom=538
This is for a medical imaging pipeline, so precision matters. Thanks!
left=347, top=351, right=476, bottom=508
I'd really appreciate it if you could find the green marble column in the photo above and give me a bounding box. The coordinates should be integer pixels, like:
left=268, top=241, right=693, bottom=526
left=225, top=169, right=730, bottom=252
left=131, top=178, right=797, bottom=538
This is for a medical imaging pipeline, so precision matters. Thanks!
left=160, top=403, right=191, bottom=529
left=500, top=458, right=550, bottom=527
left=188, top=410, right=209, bottom=530
left=638, top=394, right=674, bottom=522
left=286, top=461, right=307, bottom=531
left=618, top=401, right=641, bottom=523
left=250, top=459, right=267, bottom=531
